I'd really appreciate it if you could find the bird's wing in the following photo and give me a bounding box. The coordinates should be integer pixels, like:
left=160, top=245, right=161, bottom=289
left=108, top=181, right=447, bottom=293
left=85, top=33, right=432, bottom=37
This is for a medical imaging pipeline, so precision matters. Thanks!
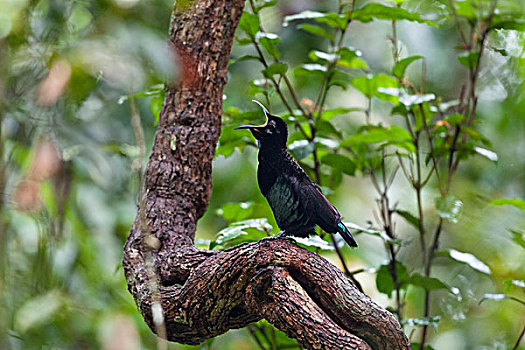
left=265, top=175, right=301, bottom=229
left=297, top=178, right=341, bottom=233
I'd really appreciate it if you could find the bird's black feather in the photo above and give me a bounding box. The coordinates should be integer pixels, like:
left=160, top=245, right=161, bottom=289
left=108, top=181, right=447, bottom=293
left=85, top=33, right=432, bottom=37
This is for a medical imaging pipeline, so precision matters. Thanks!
left=236, top=101, right=358, bottom=248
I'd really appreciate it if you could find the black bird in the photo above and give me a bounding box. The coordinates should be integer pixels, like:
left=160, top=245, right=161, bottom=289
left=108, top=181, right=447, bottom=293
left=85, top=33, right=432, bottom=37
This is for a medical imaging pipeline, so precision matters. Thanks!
left=235, top=100, right=358, bottom=248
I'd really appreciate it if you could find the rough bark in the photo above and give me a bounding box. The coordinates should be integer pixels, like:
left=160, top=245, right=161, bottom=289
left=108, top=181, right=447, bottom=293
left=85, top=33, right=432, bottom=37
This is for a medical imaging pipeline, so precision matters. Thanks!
left=123, top=0, right=411, bottom=349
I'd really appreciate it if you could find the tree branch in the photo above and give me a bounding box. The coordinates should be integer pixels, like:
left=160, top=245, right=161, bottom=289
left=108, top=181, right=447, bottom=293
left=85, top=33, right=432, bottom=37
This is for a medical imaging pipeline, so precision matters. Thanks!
left=123, top=1, right=409, bottom=349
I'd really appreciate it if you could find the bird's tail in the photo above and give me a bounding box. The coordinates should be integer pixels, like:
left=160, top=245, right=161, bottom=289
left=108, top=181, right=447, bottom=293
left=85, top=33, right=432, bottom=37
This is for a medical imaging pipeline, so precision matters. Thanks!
left=336, top=221, right=358, bottom=248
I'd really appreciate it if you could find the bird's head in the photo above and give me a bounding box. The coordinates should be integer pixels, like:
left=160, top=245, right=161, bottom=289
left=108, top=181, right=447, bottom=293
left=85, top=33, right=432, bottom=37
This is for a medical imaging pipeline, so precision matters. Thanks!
left=235, top=100, right=288, bottom=149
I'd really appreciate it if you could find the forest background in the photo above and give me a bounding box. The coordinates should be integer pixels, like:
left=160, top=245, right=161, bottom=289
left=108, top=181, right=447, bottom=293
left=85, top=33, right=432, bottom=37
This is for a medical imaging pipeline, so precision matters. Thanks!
left=1, top=0, right=524, bottom=349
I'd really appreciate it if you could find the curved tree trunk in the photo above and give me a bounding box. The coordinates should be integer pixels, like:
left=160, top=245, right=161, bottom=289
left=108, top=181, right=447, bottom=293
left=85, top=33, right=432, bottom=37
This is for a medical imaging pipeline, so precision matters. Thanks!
left=123, top=0, right=411, bottom=349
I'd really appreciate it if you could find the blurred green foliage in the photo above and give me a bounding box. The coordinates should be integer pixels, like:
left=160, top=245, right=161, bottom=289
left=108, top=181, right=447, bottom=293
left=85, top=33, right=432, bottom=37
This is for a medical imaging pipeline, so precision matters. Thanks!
left=1, top=0, right=524, bottom=349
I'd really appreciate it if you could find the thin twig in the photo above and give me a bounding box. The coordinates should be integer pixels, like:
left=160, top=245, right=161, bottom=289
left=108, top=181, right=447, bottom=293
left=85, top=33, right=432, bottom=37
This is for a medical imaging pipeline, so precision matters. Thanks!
left=512, top=322, right=525, bottom=350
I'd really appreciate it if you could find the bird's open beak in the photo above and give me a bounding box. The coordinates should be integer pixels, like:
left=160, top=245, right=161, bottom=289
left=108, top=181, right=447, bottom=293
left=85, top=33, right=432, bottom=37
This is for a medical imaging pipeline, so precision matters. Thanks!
left=234, top=100, right=270, bottom=131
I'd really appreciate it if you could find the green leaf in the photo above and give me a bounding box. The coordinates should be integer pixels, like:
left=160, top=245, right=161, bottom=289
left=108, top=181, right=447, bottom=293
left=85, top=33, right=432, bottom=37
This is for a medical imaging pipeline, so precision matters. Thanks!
left=315, top=120, right=343, bottom=139
left=263, top=62, right=288, bottom=77
left=216, top=202, right=257, bottom=222
left=393, top=55, right=423, bottom=79
left=217, top=126, right=248, bottom=158
left=457, top=51, right=480, bottom=69
left=211, top=218, right=272, bottom=250
left=344, top=222, right=381, bottom=235
left=320, top=107, right=363, bottom=120
left=288, top=140, right=315, bottom=160
left=151, top=94, right=164, bottom=126
left=509, top=230, right=525, bottom=249
left=297, top=23, right=335, bottom=41
left=321, top=154, right=356, bottom=175
left=257, top=32, right=281, bottom=59
left=489, top=15, right=525, bottom=30
left=396, top=91, right=435, bottom=107
left=407, top=273, right=448, bottom=291
left=309, top=50, right=337, bottom=62
left=337, top=47, right=368, bottom=69
left=448, top=249, right=491, bottom=275
left=295, top=235, right=334, bottom=251
left=283, top=10, right=326, bottom=25
left=343, top=125, right=412, bottom=146
left=462, top=127, right=492, bottom=147
left=15, top=290, right=64, bottom=333
left=411, top=343, right=435, bottom=350
left=504, top=279, right=525, bottom=292
left=403, top=316, right=441, bottom=330
left=435, top=195, right=463, bottom=223
left=445, top=113, right=464, bottom=125
left=352, top=73, right=399, bottom=103
left=352, top=3, right=438, bottom=27
left=479, top=294, right=525, bottom=306
left=238, top=12, right=260, bottom=37
left=284, top=10, right=348, bottom=29
left=254, top=0, right=276, bottom=12
left=489, top=198, right=525, bottom=211
left=296, top=64, right=328, bottom=74
left=473, top=147, right=498, bottom=162
left=395, top=209, right=420, bottom=230
left=230, top=54, right=260, bottom=65
left=376, top=262, right=408, bottom=297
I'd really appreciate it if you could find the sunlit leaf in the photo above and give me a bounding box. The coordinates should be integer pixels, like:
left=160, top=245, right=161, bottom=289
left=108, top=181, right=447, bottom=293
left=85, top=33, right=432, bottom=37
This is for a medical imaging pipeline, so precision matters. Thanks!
left=407, top=273, right=449, bottom=291
left=216, top=201, right=258, bottom=222
left=238, top=12, right=260, bottom=37
left=352, top=73, right=399, bottom=103
left=217, top=126, right=249, bottom=158
left=295, top=235, right=334, bottom=251
left=403, top=316, right=441, bottom=331
left=263, top=62, right=288, bottom=77
left=337, top=47, right=367, bottom=69
left=320, top=107, right=364, bottom=120
left=15, top=290, right=64, bottom=333
left=490, top=198, right=525, bottom=211
left=398, top=92, right=435, bottom=107
left=211, top=218, right=272, bottom=250
left=283, top=10, right=348, bottom=29
left=473, top=147, right=498, bottom=162
left=321, top=154, right=356, bottom=175
left=376, top=262, right=408, bottom=297
left=395, top=209, right=420, bottom=229
left=151, top=94, right=164, bottom=126
left=257, top=32, right=281, bottom=59
left=435, top=195, right=463, bottom=223
left=352, top=3, right=438, bottom=27
left=288, top=140, right=315, bottom=160
left=457, top=51, right=480, bottom=69
left=230, top=54, right=260, bottom=65
left=393, top=55, right=423, bottom=78
left=504, top=279, right=525, bottom=292
left=509, top=230, right=525, bottom=249
left=343, top=125, right=412, bottom=146
left=445, top=113, right=464, bottom=125
left=297, top=23, right=335, bottom=41
left=448, top=249, right=491, bottom=275
left=254, top=0, right=276, bottom=12
left=309, top=50, right=338, bottom=63
left=411, top=342, right=435, bottom=350
left=298, top=63, right=328, bottom=73
left=479, top=294, right=525, bottom=306
left=344, top=222, right=381, bottom=235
